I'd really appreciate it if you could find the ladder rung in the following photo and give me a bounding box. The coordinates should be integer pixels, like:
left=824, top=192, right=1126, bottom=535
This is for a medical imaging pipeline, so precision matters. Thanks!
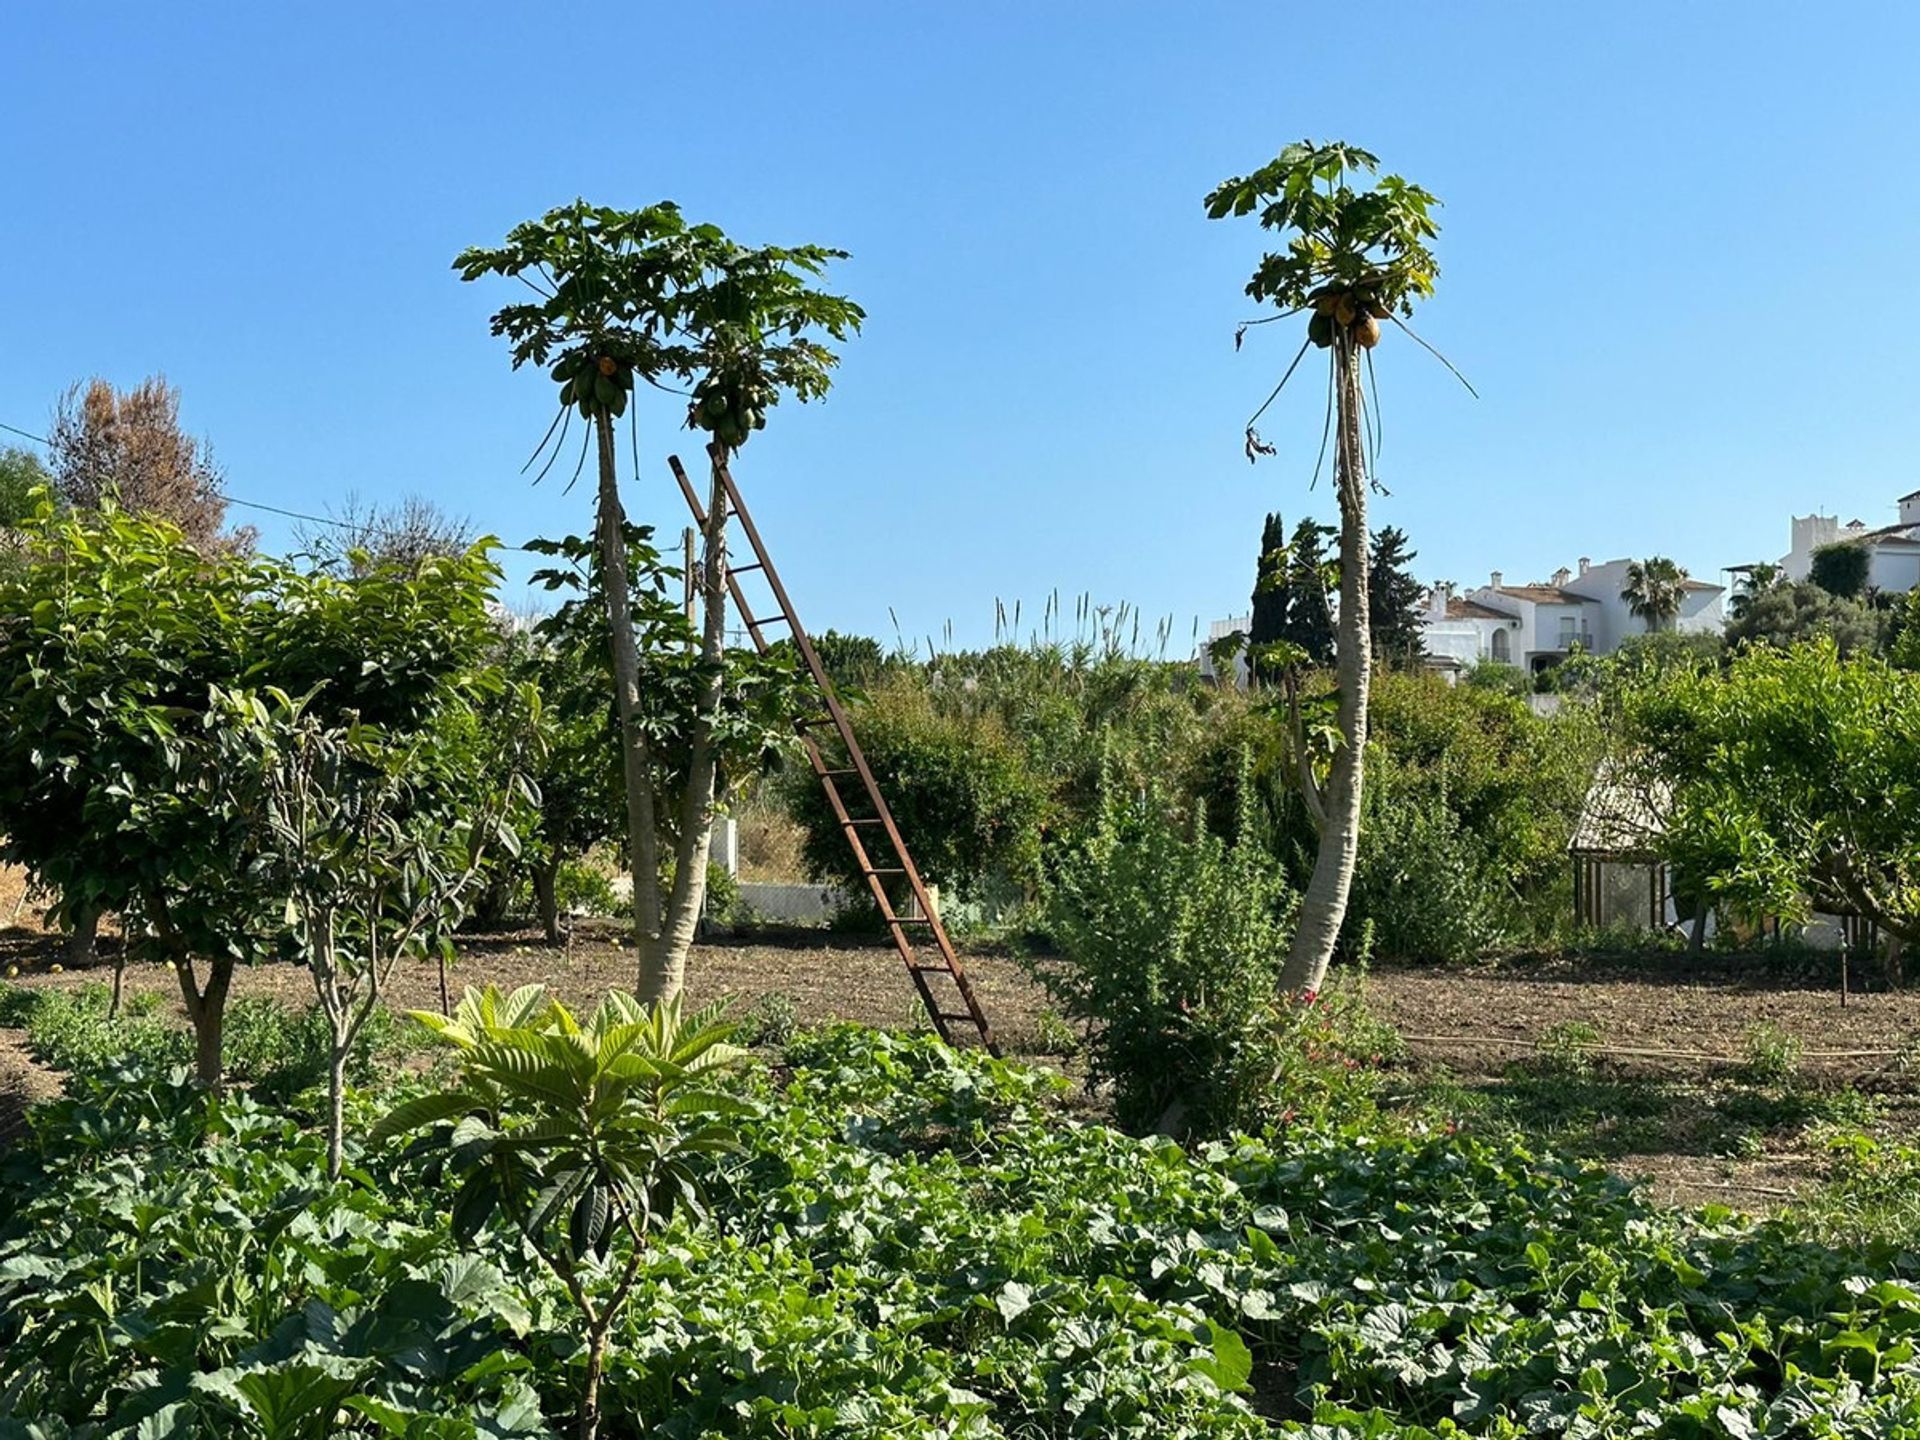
left=908, top=963, right=952, bottom=974
left=796, top=715, right=837, bottom=729
left=732, top=562, right=765, bottom=575
left=890, top=915, right=935, bottom=926
left=936, top=1012, right=978, bottom=1024
left=819, top=767, right=859, bottom=777
left=844, top=817, right=886, bottom=827
left=863, top=866, right=906, bottom=876
left=742, top=612, right=793, bottom=629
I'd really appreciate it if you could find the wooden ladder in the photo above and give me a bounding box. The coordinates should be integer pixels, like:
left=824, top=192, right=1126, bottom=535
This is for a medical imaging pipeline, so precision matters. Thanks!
left=668, top=453, right=999, bottom=1055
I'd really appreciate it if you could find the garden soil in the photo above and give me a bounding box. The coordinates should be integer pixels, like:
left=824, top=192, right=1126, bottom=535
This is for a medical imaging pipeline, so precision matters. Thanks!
left=6, top=915, right=1919, bottom=1210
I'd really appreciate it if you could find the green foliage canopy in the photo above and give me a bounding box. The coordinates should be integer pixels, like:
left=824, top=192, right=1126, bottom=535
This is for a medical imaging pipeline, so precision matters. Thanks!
left=1632, top=639, right=1920, bottom=942
left=1810, top=540, right=1871, bottom=599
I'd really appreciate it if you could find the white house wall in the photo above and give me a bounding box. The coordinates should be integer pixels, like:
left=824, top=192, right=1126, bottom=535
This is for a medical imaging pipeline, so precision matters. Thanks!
left=1869, top=545, right=1920, bottom=594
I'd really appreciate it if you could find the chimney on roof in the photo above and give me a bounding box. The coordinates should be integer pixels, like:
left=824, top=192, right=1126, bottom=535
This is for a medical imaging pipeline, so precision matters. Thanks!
left=1490, top=570, right=1503, bottom=589
left=1578, top=556, right=1591, bottom=576
left=1551, top=566, right=1571, bottom=587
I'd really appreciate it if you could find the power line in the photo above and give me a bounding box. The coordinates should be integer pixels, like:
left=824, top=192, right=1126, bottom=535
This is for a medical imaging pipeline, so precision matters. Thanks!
left=4, top=417, right=545, bottom=554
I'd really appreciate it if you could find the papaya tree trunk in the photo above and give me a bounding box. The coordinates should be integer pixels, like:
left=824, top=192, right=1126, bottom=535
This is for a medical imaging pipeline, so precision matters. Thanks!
left=1279, top=334, right=1370, bottom=995
left=640, top=444, right=730, bottom=1005
left=592, top=414, right=664, bottom=989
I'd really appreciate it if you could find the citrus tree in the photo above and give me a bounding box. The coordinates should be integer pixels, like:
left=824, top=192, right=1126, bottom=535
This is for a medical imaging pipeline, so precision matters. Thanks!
left=0, top=499, right=507, bottom=1083
left=1630, top=639, right=1920, bottom=951
left=1207, top=141, right=1446, bottom=993
left=375, top=986, right=749, bottom=1440
left=211, top=684, right=539, bottom=1176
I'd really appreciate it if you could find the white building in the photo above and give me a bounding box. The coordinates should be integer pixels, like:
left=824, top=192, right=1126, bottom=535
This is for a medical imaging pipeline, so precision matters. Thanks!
left=1778, top=489, right=1920, bottom=594
left=1420, top=557, right=1724, bottom=680
left=1197, top=614, right=1252, bottom=686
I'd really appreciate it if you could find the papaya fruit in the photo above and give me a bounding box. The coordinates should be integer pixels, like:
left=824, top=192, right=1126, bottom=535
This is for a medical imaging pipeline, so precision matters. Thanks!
left=1308, top=312, right=1335, bottom=348
left=1353, top=314, right=1382, bottom=349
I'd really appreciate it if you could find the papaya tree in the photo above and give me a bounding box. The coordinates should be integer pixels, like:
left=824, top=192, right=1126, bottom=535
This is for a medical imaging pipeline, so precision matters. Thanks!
left=458, top=206, right=859, bottom=1003
left=456, top=203, right=700, bottom=998
left=656, top=238, right=862, bottom=1000
left=1207, top=141, right=1448, bottom=993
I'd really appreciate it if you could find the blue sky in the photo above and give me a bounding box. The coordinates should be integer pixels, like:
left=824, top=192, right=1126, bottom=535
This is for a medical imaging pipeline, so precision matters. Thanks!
left=4, top=3, right=1918, bottom=651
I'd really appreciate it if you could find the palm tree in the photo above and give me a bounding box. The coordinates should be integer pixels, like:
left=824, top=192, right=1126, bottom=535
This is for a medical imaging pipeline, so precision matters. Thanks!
left=1727, top=562, right=1783, bottom=621
left=1622, top=556, right=1689, bottom=632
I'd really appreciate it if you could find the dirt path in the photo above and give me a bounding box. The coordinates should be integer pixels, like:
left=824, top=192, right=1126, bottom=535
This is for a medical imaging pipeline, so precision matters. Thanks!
left=6, top=922, right=1915, bottom=1209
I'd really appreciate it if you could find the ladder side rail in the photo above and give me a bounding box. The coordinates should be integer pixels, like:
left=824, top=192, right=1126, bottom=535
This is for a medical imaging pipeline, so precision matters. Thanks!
left=711, top=465, right=997, bottom=1051
left=669, top=453, right=995, bottom=1052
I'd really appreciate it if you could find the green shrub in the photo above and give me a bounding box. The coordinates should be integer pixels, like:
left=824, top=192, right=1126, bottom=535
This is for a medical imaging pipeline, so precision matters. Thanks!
left=786, top=681, right=1046, bottom=904
left=1738, top=1021, right=1803, bottom=1085
left=21, top=985, right=189, bottom=1075
left=554, top=856, right=622, bottom=917
left=1799, top=1131, right=1920, bottom=1248
left=703, top=859, right=739, bottom=924
left=740, top=989, right=799, bottom=1049
left=1027, top=771, right=1297, bottom=1135
left=1535, top=1018, right=1602, bottom=1077
left=1351, top=787, right=1511, bottom=962
left=9, top=984, right=404, bottom=1103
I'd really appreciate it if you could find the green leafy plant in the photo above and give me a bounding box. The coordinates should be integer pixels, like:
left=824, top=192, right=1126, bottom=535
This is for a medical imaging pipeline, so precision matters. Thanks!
left=1535, top=1018, right=1602, bottom=1078
left=211, top=683, right=540, bottom=1176
left=0, top=499, right=507, bottom=1084
left=786, top=680, right=1046, bottom=908
left=374, top=986, right=750, bottom=1440
left=739, top=989, right=800, bottom=1049
left=1738, top=1021, right=1804, bottom=1085
left=1029, top=766, right=1297, bottom=1135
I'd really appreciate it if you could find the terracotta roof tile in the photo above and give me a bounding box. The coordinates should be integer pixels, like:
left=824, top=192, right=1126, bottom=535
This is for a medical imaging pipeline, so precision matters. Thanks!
left=1445, top=597, right=1510, bottom=621
left=1495, top=585, right=1594, bottom=604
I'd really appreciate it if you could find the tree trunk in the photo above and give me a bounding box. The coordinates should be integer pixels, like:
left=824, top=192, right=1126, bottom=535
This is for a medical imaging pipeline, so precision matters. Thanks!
left=533, top=856, right=563, bottom=946
left=1279, top=335, right=1371, bottom=995
left=639, top=446, right=730, bottom=1005
left=326, top=1038, right=348, bottom=1181
left=69, top=903, right=100, bottom=967
left=176, top=956, right=234, bottom=1088
left=578, top=1322, right=608, bottom=1440
left=591, top=415, right=664, bottom=991
left=1688, top=898, right=1710, bottom=956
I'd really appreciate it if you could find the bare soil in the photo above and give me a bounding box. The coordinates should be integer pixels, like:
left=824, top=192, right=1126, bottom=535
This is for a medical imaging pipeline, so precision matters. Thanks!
left=4, top=915, right=1915, bottom=1212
